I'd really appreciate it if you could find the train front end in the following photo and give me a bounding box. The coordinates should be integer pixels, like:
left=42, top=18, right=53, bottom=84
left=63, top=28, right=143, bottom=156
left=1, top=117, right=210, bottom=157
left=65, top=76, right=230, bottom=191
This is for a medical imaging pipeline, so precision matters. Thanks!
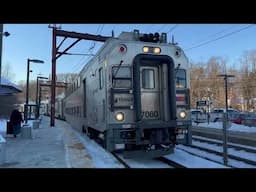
left=107, top=30, right=190, bottom=158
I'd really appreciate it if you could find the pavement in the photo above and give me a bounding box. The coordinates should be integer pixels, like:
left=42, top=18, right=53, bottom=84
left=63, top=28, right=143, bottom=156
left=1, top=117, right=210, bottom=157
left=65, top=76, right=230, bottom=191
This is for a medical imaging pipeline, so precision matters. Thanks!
left=0, top=116, right=96, bottom=168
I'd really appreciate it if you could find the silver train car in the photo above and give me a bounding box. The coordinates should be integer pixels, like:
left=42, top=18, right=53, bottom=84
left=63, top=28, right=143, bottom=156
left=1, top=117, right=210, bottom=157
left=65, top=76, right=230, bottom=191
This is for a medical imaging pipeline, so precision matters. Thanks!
left=63, top=30, right=191, bottom=157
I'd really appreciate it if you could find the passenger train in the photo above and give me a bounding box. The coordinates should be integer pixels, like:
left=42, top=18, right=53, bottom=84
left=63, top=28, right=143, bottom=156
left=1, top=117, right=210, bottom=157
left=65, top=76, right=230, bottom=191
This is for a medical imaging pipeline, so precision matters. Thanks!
left=62, top=30, right=191, bottom=157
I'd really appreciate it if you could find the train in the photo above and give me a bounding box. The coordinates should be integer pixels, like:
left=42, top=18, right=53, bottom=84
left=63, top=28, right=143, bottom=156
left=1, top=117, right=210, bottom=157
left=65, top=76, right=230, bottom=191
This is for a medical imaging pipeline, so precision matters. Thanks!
left=60, top=30, right=191, bottom=158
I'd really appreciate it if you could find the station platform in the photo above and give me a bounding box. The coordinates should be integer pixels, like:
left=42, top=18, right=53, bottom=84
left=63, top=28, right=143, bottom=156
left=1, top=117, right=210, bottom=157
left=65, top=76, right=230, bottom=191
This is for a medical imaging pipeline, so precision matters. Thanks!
left=0, top=116, right=95, bottom=168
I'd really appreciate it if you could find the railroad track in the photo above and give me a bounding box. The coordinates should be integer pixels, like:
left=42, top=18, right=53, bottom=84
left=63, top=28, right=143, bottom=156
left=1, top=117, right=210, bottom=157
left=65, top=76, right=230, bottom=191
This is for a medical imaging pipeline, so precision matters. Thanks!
left=192, top=136, right=256, bottom=154
left=156, top=157, right=186, bottom=168
left=112, top=152, right=131, bottom=168
left=112, top=151, right=186, bottom=168
left=178, top=144, right=256, bottom=167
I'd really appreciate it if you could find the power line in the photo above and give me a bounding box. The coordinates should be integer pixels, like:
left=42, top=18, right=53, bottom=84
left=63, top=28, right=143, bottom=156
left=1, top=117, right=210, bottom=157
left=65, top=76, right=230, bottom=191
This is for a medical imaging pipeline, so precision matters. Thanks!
left=166, top=24, right=178, bottom=34
left=157, top=24, right=167, bottom=32
left=188, top=24, right=240, bottom=48
left=185, top=24, right=255, bottom=51
left=71, top=25, right=104, bottom=74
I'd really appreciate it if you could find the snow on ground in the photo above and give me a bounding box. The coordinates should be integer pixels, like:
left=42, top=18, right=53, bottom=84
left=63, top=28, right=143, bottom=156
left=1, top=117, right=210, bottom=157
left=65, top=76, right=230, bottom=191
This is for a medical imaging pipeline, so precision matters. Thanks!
left=192, top=122, right=256, bottom=133
left=165, top=148, right=227, bottom=168
left=0, top=119, right=7, bottom=133
left=64, top=124, right=124, bottom=168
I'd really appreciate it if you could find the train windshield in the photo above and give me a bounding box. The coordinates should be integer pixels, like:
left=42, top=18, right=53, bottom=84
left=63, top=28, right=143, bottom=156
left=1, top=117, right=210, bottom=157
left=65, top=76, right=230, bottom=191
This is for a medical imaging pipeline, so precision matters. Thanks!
left=112, top=66, right=132, bottom=88
left=175, top=69, right=186, bottom=88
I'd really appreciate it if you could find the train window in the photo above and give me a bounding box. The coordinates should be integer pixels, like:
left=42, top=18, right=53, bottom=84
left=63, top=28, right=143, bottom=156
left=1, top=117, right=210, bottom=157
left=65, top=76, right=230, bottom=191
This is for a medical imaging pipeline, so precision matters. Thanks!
left=175, top=69, right=186, bottom=88
left=99, top=68, right=103, bottom=89
left=112, top=66, right=132, bottom=88
left=142, top=69, right=155, bottom=89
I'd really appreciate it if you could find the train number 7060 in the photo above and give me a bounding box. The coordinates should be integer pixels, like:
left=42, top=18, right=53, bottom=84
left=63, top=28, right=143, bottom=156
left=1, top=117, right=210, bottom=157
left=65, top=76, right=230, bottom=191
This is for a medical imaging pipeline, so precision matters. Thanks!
left=141, top=111, right=159, bottom=118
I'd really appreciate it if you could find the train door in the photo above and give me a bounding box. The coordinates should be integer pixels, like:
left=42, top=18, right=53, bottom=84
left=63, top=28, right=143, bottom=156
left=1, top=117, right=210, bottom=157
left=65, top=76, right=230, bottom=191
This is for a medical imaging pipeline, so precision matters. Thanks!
left=133, top=54, right=176, bottom=123
left=140, top=66, right=161, bottom=120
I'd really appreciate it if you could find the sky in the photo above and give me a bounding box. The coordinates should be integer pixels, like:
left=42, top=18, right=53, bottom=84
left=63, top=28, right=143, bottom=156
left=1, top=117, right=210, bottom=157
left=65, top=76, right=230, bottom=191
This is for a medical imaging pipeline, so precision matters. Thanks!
left=2, top=23, right=256, bottom=83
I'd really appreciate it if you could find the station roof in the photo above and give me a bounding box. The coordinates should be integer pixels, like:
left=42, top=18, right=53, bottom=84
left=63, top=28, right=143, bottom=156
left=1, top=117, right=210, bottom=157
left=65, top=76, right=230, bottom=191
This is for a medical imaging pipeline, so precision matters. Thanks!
left=0, top=77, right=22, bottom=95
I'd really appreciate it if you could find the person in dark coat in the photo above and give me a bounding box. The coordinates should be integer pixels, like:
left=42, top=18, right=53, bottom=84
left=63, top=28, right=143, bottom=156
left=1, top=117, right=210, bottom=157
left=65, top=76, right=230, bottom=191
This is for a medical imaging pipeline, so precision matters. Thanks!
left=10, top=109, right=23, bottom=138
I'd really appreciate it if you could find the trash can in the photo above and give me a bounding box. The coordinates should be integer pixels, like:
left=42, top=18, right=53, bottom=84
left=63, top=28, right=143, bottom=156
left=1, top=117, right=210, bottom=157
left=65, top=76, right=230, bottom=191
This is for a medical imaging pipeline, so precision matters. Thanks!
left=33, top=121, right=39, bottom=129
left=6, top=120, right=13, bottom=135
left=21, top=124, right=32, bottom=139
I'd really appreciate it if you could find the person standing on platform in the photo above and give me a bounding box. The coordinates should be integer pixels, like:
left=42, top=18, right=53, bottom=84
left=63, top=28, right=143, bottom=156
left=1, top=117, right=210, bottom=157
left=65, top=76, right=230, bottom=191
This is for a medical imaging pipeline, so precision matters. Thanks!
left=10, top=109, right=23, bottom=138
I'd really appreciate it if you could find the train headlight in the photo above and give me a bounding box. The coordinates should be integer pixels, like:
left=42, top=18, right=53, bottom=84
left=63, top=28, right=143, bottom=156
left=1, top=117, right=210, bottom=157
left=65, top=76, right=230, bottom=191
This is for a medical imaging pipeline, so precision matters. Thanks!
left=142, top=46, right=161, bottom=54
left=116, top=112, right=124, bottom=121
left=179, top=111, right=187, bottom=119
left=143, top=46, right=149, bottom=53
left=153, top=47, right=161, bottom=54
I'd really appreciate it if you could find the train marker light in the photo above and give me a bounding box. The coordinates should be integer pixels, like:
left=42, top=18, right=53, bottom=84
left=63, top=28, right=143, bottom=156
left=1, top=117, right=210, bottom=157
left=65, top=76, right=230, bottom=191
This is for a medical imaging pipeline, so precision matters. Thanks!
left=119, top=44, right=127, bottom=53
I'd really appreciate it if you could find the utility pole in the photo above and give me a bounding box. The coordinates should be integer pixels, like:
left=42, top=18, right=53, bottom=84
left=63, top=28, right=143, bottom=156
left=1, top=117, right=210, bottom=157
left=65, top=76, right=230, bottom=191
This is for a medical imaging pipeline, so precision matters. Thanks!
left=48, top=24, right=111, bottom=127
left=0, top=24, right=10, bottom=84
left=218, top=74, right=235, bottom=166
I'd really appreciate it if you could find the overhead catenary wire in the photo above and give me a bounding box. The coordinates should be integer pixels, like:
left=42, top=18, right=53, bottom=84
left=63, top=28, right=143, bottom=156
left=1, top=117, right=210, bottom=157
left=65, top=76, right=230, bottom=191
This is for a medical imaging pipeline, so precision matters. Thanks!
left=166, top=24, right=179, bottom=34
left=157, top=24, right=167, bottom=33
left=71, top=24, right=105, bottom=74
left=185, top=24, right=255, bottom=51
left=188, top=24, right=240, bottom=48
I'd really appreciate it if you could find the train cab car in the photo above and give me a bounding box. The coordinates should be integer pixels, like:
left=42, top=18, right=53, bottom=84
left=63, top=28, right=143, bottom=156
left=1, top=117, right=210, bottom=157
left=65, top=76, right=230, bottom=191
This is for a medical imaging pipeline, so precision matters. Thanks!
left=63, top=30, right=191, bottom=158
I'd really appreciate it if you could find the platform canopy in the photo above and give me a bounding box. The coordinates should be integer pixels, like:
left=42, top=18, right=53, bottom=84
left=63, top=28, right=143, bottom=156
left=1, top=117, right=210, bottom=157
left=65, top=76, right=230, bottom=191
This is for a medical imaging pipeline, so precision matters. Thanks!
left=0, top=77, right=22, bottom=95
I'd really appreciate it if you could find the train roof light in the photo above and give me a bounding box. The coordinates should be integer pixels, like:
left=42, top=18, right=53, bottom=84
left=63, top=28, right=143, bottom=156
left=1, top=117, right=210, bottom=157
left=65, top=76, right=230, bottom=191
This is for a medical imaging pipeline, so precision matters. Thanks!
left=139, top=32, right=161, bottom=43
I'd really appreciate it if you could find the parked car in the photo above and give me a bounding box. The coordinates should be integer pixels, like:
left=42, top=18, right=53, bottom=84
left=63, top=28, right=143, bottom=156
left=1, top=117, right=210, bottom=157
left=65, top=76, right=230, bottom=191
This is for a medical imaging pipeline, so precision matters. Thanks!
left=210, top=108, right=240, bottom=122
left=191, top=109, right=207, bottom=123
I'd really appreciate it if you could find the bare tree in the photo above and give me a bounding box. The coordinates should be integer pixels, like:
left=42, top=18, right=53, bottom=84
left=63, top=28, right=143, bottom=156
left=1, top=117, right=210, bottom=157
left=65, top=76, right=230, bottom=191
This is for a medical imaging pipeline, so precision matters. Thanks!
left=239, top=50, right=256, bottom=111
left=2, top=62, right=15, bottom=81
left=190, top=57, right=229, bottom=109
left=205, top=57, right=226, bottom=108
left=190, top=62, right=207, bottom=108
